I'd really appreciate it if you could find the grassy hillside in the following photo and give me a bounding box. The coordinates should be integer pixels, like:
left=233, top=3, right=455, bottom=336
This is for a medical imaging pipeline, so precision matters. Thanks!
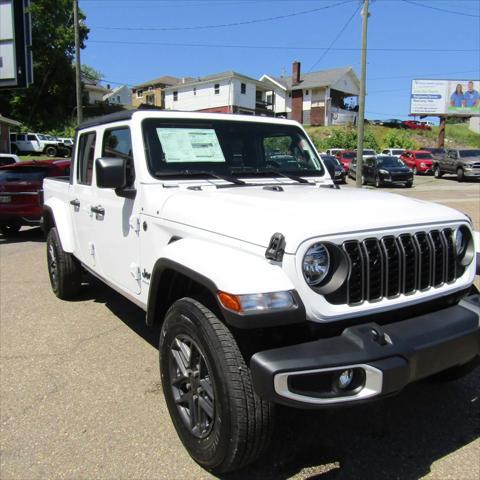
left=306, top=123, right=480, bottom=152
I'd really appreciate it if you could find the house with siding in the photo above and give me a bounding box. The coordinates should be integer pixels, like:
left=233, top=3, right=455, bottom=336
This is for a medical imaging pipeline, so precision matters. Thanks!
left=163, top=71, right=273, bottom=116
left=132, top=75, right=180, bottom=108
left=0, top=114, right=21, bottom=153
left=260, top=61, right=360, bottom=126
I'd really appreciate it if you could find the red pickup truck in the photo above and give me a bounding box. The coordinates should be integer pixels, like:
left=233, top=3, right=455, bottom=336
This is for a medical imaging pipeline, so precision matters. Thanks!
left=400, top=150, right=434, bottom=175
left=0, top=159, right=70, bottom=235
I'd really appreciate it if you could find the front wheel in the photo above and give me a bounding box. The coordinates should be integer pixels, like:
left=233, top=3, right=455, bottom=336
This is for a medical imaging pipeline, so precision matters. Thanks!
left=375, top=175, right=382, bottom=188
left=434, top=165, right=443, bottom=179
left=413, top=166, right=418, bottom=175
left=361, top=174, right=366, bottom=185
left=405, top=181, right=413, bottom=188
left=457, top=167, right=465, bottom=182
left=160, top=298, right=274, bottom=474
left=46, top=227, right=81, bottom=299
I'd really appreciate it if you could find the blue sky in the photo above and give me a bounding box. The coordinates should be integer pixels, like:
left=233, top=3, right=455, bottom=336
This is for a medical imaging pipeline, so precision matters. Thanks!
left=80, top=0, right=480, bottom=122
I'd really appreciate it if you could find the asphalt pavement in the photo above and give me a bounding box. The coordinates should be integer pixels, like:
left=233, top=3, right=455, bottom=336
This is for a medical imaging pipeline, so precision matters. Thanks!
left=1, top=175, right=479, bottom=479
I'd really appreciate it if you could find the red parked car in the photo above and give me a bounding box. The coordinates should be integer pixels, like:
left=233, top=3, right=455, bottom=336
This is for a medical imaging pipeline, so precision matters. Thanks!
left=0, top=159, right=70, bottom=235
left=335, top=150, right=357, bottom=173
left=400, top=150, right=434, bottom=175
left=402, top=120, right=431, bottom=131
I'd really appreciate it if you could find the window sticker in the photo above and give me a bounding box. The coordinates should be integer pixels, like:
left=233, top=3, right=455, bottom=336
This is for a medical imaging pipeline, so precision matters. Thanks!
left=156, top=128, right=225, bottom=163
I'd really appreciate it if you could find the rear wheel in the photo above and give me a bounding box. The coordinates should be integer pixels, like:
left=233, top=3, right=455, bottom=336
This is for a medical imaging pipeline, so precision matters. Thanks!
left=45, top=146, right=57, bottom=157
left=413, top=166, right=418, bottom=175
left=46, top=227, right=81, bottom=299
left=434, top=165, right=443, bottom=179
left=361, top=174, right=366, bottom=185
left=0, top=220, right=21, bottom=236
left=160, top=298, right=274, bottom=474
left=457, top=167, right=465, bottom=182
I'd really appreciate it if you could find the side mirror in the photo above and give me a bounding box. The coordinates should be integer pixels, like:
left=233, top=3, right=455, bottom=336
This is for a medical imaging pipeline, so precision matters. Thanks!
left=96, top=157, right=127, bottom=189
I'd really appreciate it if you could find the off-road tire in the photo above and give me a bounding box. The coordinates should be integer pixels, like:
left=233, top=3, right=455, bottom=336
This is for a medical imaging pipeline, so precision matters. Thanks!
left=457, top=167, right=464, bottom=182
left=434, top=165, right=443, bottom=179
left=45, top=146, right=57, bottom=157
left=159, top=298, right=274, bottom=474
left=46, top=227, right=81, bottom=299
left=0, top=221, right=21, bottom=236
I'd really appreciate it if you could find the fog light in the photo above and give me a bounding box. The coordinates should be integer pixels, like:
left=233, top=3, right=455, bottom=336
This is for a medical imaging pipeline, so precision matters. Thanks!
left=337, top=369, right=354, bottom=390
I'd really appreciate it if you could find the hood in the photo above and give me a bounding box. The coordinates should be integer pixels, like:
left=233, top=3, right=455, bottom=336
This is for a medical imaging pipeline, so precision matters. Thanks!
left=461, top=156, right=480, bottom=164
left=158, top=185, right=466, bottom=253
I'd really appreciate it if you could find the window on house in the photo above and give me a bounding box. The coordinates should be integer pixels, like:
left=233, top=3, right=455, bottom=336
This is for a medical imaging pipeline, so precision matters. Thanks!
left=288, top=92, right=292, bottom=98
left=102, top=127, right=135, bottom=187
left=136, top=90, right=143, bottom=98
left=305, top=90, right=309, bottom=95
left=173, top=91, right=178, bottom=101
left=77, top=131, right=96, bottom=185
left=214, top=84, right=220, bottom=94
left=117, top=95, right=121, bottom=103
left=241, top=83, right=246, bottom=94
left=193, top=87, right=197, bottom=96
left=146, top=94, right=155, bottom=105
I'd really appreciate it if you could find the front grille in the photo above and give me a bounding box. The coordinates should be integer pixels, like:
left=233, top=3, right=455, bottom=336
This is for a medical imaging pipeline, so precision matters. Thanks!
left=327, top=229, right=460, bottom=306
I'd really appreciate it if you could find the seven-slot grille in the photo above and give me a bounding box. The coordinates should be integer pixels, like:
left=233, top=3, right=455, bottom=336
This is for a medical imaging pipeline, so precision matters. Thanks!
left=327, top=228, right=462, bottom=306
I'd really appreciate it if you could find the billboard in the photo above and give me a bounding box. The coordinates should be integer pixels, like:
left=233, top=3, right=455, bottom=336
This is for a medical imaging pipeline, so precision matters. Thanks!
left=410, top=79, right=480, bottom=116
left=0, top=0, right=33, bottom=90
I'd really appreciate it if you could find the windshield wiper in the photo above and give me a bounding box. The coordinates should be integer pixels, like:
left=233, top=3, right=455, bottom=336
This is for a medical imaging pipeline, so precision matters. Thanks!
left=258, top=168, right=313, bottom=184
left=155, top=170, right=246, bottom=185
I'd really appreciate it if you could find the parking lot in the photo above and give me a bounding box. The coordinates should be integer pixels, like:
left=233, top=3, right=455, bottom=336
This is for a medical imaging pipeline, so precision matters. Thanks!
left=1, top=176, right=479, bottom=480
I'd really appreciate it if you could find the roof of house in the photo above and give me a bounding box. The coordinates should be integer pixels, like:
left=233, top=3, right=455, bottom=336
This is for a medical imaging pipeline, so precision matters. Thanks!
left=164, top=70, right=268, bottom=91
left=133, top=75, right=180, bottom=89
left=262, top=66, right=357, bottom=91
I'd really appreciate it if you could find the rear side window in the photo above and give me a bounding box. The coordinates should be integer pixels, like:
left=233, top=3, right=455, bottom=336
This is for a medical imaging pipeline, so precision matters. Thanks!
left=17, top=134, right=25, bottom=141
left=102, top=127, right=135, bottom=186
left=27, top=134, right=36, bottom=141
left=77, top=131, right=96, bottom=185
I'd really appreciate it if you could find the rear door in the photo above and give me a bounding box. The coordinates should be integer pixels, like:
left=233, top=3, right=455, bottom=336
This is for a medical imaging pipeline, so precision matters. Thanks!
left=70, top=130, right=98, bottom=268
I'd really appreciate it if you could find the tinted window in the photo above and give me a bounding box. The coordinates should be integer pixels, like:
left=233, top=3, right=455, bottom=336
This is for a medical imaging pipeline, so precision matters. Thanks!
left=77, top=132, right=96, bottom=185
left=0, top=157, right=16, bottom=166
left=0, top=167, right=50, bottom=183
left=17, top=134, right=26, bottom=141
left=27, top=134, right=36, bottom=141
left=377, top=156, right=405, bottom=167
left=459, top=150, right=480, bottom=158
left=343, top=152, right=356, bottom=159
left=416, top=153, right=433, bottom=159
left=102, top=127, right=134, bottom=186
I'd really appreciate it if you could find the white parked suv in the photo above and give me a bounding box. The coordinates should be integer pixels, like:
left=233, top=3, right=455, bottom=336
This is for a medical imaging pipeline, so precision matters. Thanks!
left=42, top=110, right=480, bottom=474
left=10, top=132, right=61, bottom=157
left=381, top=148, right=405, bottom=158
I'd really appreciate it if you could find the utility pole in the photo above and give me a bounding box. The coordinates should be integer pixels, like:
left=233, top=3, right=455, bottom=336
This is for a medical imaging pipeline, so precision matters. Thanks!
left=73, top=0, right=83, bottom=125
left=355, top=0, right=370, bottom=188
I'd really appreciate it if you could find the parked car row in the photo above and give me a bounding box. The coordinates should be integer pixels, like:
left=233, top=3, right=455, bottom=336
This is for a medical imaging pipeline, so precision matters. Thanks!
left=368, top=119, right=433, bottom=130
left=10, top=132, right=74, bottom=158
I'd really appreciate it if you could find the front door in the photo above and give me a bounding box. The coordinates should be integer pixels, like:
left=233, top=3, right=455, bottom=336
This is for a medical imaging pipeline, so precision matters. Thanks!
left=89, top=126, right=141, bottom=295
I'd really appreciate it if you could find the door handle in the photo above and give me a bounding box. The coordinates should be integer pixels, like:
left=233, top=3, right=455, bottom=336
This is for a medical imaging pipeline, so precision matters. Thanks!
left=90, top=205, right=105, bottom=216
left=70, top=198, right=80, bottom=208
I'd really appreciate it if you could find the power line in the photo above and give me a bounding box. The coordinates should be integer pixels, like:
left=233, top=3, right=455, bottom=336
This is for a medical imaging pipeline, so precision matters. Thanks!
left=90, top=0, right=354, bottom=31
left=402, top=0, right=480, bottom=17
left=88, top=39, right=478, bottom=52
left=307, top=3, right=361, bottom=72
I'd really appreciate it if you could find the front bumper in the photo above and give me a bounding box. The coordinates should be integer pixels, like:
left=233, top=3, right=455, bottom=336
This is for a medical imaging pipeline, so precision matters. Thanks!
left=250, top=294, right=480, bottom=408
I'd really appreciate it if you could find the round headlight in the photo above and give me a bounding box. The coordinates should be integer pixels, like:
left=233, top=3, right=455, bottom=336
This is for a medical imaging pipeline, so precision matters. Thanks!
left=303, top=243, right=331, bottom=286
left=454, top=225, right=474, bottom=266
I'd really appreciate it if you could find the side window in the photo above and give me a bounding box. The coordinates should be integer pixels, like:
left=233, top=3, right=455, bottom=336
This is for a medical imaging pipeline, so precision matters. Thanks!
left=27, top=134, right=36, bottom=141
left=17, top=134, right=26, bottom=141
left=77, top=131, right=97, bottom=185
left=102, top=127, right=134, bottom=187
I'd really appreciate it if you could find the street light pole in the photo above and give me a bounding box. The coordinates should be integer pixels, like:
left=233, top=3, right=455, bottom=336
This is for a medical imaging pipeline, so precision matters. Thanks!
left=73, top=0, right=83, bottom=125
left=355, top=0, right=370, bottom=188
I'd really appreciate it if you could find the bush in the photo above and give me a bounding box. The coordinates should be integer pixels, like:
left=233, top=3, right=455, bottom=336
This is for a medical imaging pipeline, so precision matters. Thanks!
left=381, top=130, right=415, bottom=149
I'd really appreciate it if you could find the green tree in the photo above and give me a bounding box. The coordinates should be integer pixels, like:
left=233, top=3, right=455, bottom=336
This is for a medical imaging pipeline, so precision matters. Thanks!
left=0, top=0, right=89, bottom=131
left=81, top=64, right=103, bottom=83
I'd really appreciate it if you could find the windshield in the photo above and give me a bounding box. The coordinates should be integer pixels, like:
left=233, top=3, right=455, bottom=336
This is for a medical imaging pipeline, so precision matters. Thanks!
left=459, top=149, right=480, bottom=158
left=342, top=152, right=356, bottom=159
left=142, top=119, right=325, bottom=179
left=363, top=150, right=376, bottom=155
left=377, top=156, right=405, bottom=167
left=416, top=153, right=433, bottom=159
left=321, top=155, right=341, bottom=167
left=424, top=148, right=444, bottom=154
left=391, top=149, right=404, bottom=155
left=0, top=167, right=50, bottom=183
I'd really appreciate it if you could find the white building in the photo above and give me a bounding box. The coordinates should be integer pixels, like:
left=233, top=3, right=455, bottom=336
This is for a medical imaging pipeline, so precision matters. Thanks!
left=103, top=85, right=132, bottom=107
left=164, top=71, right=273, bottom=116
left=260, top=62, right=360, bottom=126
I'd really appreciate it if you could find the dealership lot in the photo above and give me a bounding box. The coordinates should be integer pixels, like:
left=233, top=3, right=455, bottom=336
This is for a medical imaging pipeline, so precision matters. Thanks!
left=1, top=177, right=479, bottom=480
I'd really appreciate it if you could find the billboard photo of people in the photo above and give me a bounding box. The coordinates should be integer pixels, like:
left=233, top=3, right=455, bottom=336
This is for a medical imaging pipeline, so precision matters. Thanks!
left=411, top=79, right=480, bottom=116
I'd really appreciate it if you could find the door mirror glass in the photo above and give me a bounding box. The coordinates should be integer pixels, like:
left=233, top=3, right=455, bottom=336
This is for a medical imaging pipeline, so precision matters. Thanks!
left=96, top=157, right=127, bottom=189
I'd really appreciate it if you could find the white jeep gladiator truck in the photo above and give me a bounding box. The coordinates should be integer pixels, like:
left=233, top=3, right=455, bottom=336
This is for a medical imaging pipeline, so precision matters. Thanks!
left=42, top=110, right=480, bottom=474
